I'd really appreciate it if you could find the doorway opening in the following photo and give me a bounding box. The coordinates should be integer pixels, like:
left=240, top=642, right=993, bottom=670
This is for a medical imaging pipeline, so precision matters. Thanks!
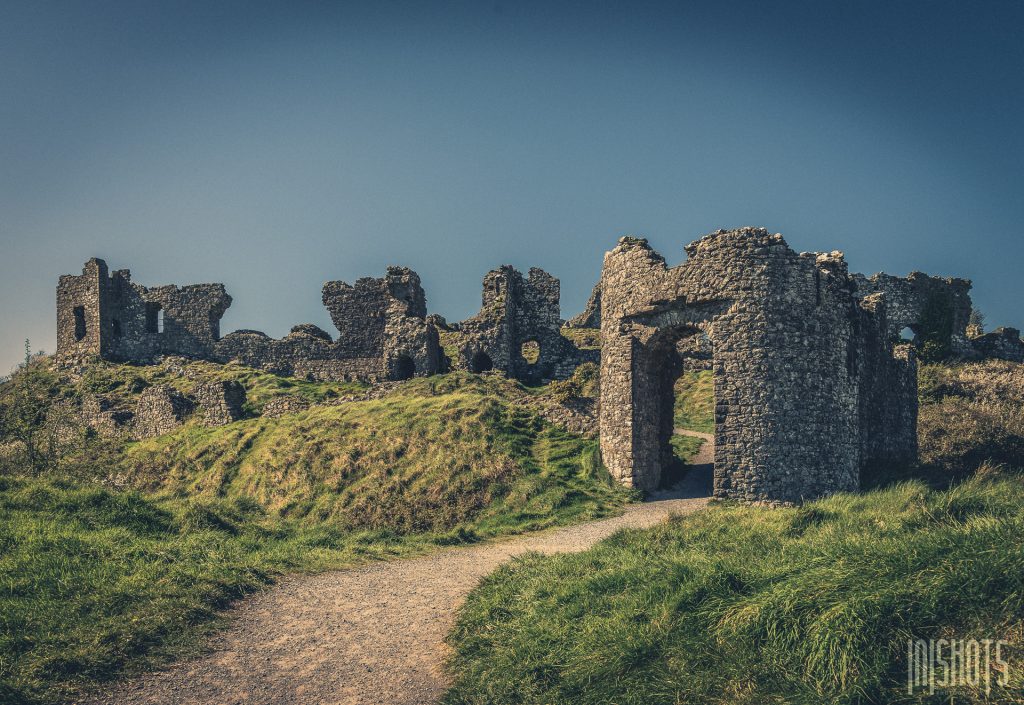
left=654, top=328, right=715, bottom=497
left=391, top=355, right=416, bottom=381
left=146, top=302, right=164, bottom=334
left=469, top=351, right=493, bottom=373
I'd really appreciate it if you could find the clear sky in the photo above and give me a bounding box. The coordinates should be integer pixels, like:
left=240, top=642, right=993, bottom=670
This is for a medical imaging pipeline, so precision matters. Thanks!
left=2, top=0, right=1022, bottom=374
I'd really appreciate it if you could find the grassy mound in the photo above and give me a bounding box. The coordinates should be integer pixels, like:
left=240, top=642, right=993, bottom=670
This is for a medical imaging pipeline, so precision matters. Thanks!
left=445, top=474, right=1024, bottom=704
left=124, top=373, right=625, bottom=536
left=0, top=363, right=630, bottom=704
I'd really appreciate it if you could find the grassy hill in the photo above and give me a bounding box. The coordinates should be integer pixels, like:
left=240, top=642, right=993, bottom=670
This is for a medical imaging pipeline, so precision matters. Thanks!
left=0, top=361, right=630, bottom=705
left=444, top=361, right=1024, bottom=705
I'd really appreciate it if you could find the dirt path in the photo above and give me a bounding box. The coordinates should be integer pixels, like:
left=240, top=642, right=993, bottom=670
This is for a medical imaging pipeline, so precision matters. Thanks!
left=83, top=442, right=712, bottom=705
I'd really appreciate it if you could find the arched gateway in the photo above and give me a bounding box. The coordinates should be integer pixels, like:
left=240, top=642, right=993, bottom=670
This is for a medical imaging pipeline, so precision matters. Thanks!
left=599, top=228, right=918, bottom=504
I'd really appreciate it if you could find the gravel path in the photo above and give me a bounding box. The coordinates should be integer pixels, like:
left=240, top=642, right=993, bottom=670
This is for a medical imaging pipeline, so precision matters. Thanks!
left=83, top=439, right=713, bottom=705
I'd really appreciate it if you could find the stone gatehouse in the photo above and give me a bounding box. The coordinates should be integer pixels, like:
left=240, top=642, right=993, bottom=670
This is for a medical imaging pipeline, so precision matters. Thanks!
left=599, top=228, right=919, bottom=504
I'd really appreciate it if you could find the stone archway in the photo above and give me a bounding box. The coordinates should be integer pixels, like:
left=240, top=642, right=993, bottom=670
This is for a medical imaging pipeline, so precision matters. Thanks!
left=598, top=228, right=919, bottom=504
left=469, top=350, right=493, bottom=373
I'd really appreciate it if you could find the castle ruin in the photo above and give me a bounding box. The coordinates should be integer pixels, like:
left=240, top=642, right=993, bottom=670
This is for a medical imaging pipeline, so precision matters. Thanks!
left=55, top=230, right=1022, bottom=505
left=57, top=258, right=231, bottom=364
left=437, top=266, right=597, bottom=384
left=56, top=258, right=592, bottom=384
left=599, top=228, right=919, bottom=503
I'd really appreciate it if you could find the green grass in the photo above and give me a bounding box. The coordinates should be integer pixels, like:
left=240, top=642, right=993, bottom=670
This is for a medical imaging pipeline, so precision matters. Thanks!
left=0, top=475, right=435, bottom=705
left=0, top=368, right=632, bottom=704
left=674, top=369, right=714, bottom=434
left=444, top=361, right=1024, bottom=704
left=75, top=358, right=367, bottom=416
left=669, top=433, right=705, bottom=464
left=444, top=473, right=1024, bottom=705
left=560, top=327, right=600, bottom=351
left=121, top=373, right=627, bottom=535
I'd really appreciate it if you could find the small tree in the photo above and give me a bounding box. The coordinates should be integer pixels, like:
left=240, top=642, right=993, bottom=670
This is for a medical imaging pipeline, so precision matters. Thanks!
left=0, top=361, right=61, bottom=476
left=967, top=307, right=986, bottom=338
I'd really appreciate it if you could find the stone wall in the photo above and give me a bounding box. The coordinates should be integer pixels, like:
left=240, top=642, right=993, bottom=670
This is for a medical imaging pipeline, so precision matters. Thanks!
left=261, top=395, right=312, bottom=418
left=57, top=258, right=232, bottom=364
left=851, top=271, right=974, bottom=358
left=194, top=381, right=247, bottom=426
left=854, top=294, right=919, bottom=468
left=599, top=228, right=918, bottom=504
left=213, top=267, right=443, bottom=382
left=80, top=395, right=134, bottom=438
left=131, top=385, right=195, bottom=440
left=448, top=266, right=597, bottom=383
left=971, top=327, right=1024, bottom=362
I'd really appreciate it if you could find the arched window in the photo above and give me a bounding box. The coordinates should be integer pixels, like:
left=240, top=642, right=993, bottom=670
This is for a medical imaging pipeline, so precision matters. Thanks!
left=73, top=306, right=87, bottom=341
left=520, top=340, right=540, bottom=364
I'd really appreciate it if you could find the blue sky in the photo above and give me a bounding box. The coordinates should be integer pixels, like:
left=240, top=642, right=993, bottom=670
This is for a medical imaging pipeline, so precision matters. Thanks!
left=2, top=0, right=1022, bottom=373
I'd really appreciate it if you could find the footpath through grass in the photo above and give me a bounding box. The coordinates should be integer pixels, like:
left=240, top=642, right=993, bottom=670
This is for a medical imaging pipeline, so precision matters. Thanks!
left=445, top=474, right=1024, bottom=705
left=0, top=370, right=630, bottom=704
left=445, top=361, right=1024, bottom=705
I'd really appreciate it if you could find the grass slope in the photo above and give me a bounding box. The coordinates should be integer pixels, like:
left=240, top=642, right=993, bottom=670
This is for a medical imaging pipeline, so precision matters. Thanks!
left=444, top=475, right=1024, bottom=705
left=0, top=476, right=423, bottom=705
left=123, top=374, right=624, bottom=536
left=0, top=368, right=630, bottom=704
left=445, top=361, right=1024, bottom=705
left=674, top=369, right=714, bottom=435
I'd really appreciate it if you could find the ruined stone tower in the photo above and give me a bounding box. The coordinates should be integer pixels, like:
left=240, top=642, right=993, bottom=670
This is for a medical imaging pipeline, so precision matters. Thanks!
left=449, top=265, right=596, bottom=383
left=599, top=228, right=918, bottom=504
left=56, top=258, right=231, bottom=364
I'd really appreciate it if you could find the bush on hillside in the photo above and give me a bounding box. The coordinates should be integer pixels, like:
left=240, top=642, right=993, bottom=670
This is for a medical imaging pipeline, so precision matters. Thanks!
left=918, top=361, right=1024, bottom=476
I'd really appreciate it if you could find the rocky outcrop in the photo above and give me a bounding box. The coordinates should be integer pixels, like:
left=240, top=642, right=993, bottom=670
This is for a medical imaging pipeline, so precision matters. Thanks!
left=971, top=327, right=1024, bottom=362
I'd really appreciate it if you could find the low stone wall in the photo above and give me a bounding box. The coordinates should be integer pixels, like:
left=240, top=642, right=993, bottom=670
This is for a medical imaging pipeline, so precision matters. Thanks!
left=261, top=395, right=312, bottom=418
left=131, top=385, right=195, bottom=440
left=194, top=381, right=246, bottom=426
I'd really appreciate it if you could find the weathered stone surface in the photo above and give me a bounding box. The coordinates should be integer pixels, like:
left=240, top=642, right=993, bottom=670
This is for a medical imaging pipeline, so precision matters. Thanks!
left=131, top=385, right=194, bottom=439
left=80, top=395, right=134, bottom=438
left=57, top=258, right=231, bottom=364
left=194, top=381, right=246, bottom=426
left=261, top=395, right=312, bottom=418
left=448, top=266, right=597, bottom=383
left=851, top=271, right=974, bottom=357
left=971, top=327, right=1024, bottom=362
left=599, top=228, right=918, bottom=504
